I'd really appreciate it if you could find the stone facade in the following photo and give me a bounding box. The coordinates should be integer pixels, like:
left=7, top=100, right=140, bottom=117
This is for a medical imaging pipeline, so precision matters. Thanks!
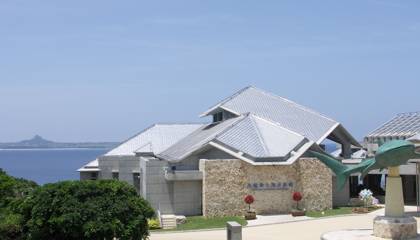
left=296, top=158, right=333, bottom=211
left=201, top=158, right=332, bottom=217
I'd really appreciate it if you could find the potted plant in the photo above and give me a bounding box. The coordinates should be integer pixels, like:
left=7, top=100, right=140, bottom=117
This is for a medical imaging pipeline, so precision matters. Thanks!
left=291, top=191, right=305, bottom=217
left=244, top=194, right=257, bottom=220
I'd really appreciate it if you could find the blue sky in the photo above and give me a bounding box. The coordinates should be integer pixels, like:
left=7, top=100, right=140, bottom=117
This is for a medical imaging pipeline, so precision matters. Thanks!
left=1, top=0, right=419, bottom=142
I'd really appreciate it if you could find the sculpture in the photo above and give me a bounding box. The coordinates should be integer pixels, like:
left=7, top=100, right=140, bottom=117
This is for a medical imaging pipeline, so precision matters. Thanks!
left=309, top=140, right=420, bottom=190
left=311, top=140, right=420, bottom=239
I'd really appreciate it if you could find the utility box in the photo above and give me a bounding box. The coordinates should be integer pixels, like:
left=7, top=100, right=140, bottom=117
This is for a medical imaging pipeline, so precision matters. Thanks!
left=227, top=221, right=242, bottom=240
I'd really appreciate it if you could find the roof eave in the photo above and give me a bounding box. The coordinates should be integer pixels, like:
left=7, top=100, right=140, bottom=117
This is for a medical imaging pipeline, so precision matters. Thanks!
left=209, top=140, right=315, bottom=165
left=199, top=106, right=241, bottom=118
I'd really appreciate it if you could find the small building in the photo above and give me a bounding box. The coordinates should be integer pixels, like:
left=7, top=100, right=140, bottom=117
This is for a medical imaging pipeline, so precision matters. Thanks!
left=78, top=86, right=360, bottom=216
left=360, top=112, right=420, bottom=204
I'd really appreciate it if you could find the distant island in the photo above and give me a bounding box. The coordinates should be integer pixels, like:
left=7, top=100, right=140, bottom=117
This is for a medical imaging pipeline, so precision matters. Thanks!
left=0, top=135, right=119, bottom=149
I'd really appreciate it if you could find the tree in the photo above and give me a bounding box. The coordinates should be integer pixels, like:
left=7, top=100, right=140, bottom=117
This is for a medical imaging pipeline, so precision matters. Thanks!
left=19, top=180, right=154, bottom=240
left=0, top=168, right=37, bottom=208
left=0, top=169, right=38, bottom=240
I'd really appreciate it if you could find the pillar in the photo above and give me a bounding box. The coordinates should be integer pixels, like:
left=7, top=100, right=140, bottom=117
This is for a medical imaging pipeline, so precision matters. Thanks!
left=385, top=167, right=404, bottom=217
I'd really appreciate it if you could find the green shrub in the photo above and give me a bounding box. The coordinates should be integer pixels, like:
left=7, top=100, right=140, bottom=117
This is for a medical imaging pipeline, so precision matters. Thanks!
left=19, top=180, right=155, bottom=240
left=0, top=169, right=37, bottom=240
left=0, top=212, right=24, bottom=240
left=148, top=218, right=161, bottom=230
left=0, top=168, right=37, bottom=208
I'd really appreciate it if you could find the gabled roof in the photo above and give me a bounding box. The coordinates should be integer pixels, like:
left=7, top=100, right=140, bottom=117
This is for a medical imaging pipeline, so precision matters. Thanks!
left=77, top=159, right=99, bottom=172
left=158, top=86, right=359, bottom=163
left=200, top=86, right=338, bottom=143
left=105, top=123, right=203, bottom=156
left=366, top=112, right=420, bottom=139
left=158, top=114, right=313, bottom=162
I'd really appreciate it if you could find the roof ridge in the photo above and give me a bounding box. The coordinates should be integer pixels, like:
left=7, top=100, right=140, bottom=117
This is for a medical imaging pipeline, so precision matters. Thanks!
left=209, top=115, right=248, bottom=142
left=248, top=115, right=270, bottom=155
left=250, top=114, right=305, bottom=138
left=247, top=86, right=337, bottom=123
left=396, top=111, right=420, bottom=116
left=200, top=86, right=254, bottom=117
left=158, top=115, right=246, bottom=160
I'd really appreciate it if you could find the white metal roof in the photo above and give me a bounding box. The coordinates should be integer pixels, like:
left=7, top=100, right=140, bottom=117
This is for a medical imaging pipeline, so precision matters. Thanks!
left=159, top=87, right=358, bottom=163
left=82, top=86, right=358, bottom=166
left=366, top=112, right=420, bottom=139
left=215, top=114, right=307, bottom=158
left=159, top=114, right=311, bottom=162
left=158, top=117, right=244, bottom=161
left=105, top=123, right=203, bottom=156
left=77, top=159, right=99, bottom=172
left=200, top=86, right=338, bottom=143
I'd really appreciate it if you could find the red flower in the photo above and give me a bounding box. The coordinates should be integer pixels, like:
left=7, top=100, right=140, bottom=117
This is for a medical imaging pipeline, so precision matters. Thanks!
left=292, top=192, right=302, bottom=202
left=244, top=195, right=255, bottom=204
left=244, top=194, right=255, bottom=211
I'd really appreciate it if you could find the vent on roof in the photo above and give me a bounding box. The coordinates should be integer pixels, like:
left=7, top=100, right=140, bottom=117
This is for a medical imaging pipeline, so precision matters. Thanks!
left=212, top=110, right=237, bottom=123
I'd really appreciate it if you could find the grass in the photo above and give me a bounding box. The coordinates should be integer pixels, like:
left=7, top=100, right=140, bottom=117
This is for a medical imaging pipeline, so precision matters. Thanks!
left=152, top=216, right=247, bottom=231
left=306, top=206, right=382, bottom=218
left=306, top=207, right=354, bottom=218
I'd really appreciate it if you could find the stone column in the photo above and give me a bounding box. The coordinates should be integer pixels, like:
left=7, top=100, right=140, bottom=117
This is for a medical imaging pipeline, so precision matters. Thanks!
left=385, top=167, right=404, bottom=217
left=373, top=166, right=418, bottom=239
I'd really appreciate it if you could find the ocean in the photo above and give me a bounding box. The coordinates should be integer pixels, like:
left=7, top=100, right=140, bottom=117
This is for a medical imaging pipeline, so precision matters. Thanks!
left=0, top=148, right=108, bottom=185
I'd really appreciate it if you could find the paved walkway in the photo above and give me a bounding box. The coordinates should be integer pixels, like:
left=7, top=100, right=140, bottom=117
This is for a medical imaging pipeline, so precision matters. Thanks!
left=151, top=207, right=420, bottom=240
left=247, top=214, right=311, bottom=226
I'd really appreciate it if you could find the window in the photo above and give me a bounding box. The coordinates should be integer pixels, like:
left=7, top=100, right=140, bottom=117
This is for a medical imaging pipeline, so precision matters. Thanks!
left=133, top=173, right=141, bottom=194
left=112, top=172, right=119, bottom=180
left=213, top=112, right=223, bottom=122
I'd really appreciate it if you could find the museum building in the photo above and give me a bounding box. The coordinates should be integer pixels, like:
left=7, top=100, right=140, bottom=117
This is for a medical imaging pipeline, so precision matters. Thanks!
left=78, top=86, right=360, bottom=216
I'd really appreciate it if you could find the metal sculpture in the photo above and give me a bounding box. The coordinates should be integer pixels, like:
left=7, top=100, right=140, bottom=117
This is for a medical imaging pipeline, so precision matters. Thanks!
left=311, top=140, right=420, bottom=238
left=309, top=140, right=420, bottom=190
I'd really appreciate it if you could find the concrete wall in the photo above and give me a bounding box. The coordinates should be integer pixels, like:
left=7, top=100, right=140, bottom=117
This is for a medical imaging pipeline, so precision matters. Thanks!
left=201, top=158, right=333, bottom=217
left=98, top=155, right=140, bottom=187
left=143, top=158, right=202, bottom=216
left=144, top=159, right=174, bottom=214
left=173, top=181, right=202, bottom=215
left=93, top=155, right=203, bottom=216
left=140, top=148, right=228, bottom=215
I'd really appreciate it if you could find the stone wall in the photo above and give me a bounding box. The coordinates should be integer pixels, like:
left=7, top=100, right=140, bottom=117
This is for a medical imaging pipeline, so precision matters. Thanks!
left=296, top=158, right=332, bottom=211
left=201, top=158, right=332, bottom=217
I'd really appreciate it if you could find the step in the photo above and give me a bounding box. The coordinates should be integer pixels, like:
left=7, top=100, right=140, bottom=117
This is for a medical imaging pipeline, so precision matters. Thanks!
left=160, top=214, right=177, bottom=229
